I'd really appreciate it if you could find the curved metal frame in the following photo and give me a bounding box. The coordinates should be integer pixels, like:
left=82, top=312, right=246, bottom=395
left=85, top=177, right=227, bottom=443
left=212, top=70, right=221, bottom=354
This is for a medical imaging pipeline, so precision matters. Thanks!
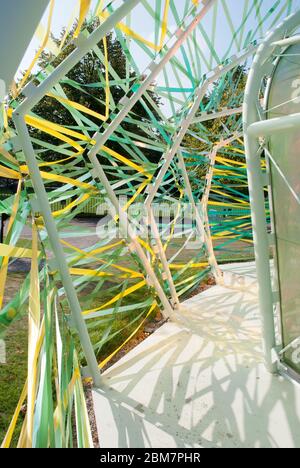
left=244, top=10, right=300, bottom=373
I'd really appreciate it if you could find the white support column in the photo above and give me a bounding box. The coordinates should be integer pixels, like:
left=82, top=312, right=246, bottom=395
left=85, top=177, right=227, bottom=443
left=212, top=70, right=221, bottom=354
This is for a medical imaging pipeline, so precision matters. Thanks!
left=86, top=151, right=175, bottom=320
left=177, top=151, right=222, bottom=282
left=200, top=133, right=243, bottom=283
left=13, top=114, right=102, bottom=388
left=148, top=208, right=180, bottom=308
left=12, top=0, right=144, bottom=387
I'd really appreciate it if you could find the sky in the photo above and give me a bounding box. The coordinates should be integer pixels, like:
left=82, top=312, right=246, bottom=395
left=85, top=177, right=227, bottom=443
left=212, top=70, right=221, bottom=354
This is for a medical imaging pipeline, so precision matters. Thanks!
left=19, top=0, right=300, bottom=73
left=16, top=0, right=300, bottom=117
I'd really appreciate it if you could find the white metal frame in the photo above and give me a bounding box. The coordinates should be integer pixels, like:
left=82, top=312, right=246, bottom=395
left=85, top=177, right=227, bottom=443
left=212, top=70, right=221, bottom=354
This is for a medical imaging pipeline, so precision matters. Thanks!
left=13, top=0, right=144, bottom=387
left=243, top=10, right=300, bottom=374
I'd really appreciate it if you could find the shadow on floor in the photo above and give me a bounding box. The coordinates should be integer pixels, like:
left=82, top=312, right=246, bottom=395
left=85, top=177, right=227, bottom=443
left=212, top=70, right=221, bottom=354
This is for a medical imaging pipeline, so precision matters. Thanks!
left=93, top=286, right=300, bottom=448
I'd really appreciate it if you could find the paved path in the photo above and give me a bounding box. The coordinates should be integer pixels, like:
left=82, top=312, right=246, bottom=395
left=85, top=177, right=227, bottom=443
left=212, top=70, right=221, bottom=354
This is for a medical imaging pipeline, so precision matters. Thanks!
left=92, top=262, right=300, bottom=448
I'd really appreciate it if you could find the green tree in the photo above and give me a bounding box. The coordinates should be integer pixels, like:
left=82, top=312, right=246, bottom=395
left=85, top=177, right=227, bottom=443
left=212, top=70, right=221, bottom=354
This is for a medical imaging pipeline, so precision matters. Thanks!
left=182, top=65, right=248, bottom=190
left=29, top=18, right=161, bottom=164
left=184, top=65, right=247, bottom=154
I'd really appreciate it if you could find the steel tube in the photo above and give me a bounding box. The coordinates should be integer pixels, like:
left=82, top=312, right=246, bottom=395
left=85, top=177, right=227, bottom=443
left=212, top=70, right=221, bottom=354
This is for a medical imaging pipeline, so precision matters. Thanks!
left=13, top=114, right=102, bottom=387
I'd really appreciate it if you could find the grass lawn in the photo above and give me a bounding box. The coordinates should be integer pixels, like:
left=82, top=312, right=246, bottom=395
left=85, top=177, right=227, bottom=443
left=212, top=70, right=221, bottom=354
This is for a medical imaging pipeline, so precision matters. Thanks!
left=0, top=273, right=28, bottom=445
left=0, top=315, right=28, bottom=445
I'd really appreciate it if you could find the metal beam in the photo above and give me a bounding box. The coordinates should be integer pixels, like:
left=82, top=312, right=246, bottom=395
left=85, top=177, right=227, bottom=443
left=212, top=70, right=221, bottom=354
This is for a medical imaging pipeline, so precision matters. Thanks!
left=13, top=114, right=102, bottom=387
left=86, top=150, right=175, bottom=319
left=87, top=0, right=218, bottom=160
left=17, top=0, right=142, bottom=113
left=13, top=0, right=144, bottom=388
left=192, top=107, right=243, bottom=124
left=248, top=112, right=300, bottom=137
left=272, top=35, right=300, bottom=47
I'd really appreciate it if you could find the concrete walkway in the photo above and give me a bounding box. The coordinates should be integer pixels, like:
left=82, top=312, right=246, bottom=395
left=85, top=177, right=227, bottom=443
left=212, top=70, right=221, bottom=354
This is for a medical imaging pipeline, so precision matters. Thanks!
left=92, top=262, right=300, bottom=448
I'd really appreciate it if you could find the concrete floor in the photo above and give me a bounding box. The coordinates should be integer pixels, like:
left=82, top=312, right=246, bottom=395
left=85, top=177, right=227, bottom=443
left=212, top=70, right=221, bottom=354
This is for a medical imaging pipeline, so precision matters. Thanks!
left=92, top=262, right=300, bottom=448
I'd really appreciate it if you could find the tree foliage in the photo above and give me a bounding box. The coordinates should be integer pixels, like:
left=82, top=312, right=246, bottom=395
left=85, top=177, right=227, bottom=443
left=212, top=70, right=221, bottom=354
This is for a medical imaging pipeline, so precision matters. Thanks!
left=183, top=65, right=248, bottom=188
left=29, top=19, right=161, bottom=164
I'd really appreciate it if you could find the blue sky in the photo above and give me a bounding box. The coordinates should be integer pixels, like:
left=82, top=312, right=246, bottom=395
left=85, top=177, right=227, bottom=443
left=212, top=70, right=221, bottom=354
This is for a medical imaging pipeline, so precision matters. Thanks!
left=19, top=0, right=300, bottom=71
left=17, top=0, right=300, bottom=114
